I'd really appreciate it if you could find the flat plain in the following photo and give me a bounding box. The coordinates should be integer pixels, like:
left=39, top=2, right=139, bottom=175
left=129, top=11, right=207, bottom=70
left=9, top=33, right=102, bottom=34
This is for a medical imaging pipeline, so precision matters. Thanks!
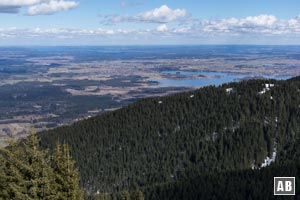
left=0, top=45, right=299, bottom=145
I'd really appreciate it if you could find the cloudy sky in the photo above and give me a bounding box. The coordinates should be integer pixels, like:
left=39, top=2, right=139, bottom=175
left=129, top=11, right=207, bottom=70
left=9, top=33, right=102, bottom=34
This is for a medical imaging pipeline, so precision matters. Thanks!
left=1, top=0, right=300, bottom=45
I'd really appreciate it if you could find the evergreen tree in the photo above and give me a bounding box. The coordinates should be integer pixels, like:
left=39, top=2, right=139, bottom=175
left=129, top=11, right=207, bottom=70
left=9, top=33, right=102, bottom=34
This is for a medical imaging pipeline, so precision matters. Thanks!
left=0, top=128, right=83, bottom=200
left=52, top=143, right=84, bottom=200
left=0, top=141, right=28, bottom=200
left=94, top=193, right=110, bottom=200
left=120, top=190, right=130, bottom=200
left=132, top=189, right=144, bottom=200
left=22, top=128, right=56, bottom=199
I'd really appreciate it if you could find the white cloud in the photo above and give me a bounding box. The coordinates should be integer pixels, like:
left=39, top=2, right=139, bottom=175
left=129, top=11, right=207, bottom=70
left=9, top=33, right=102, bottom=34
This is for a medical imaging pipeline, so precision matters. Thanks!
left=0, top=0, right=40, bottom=13
left=156, top=24, right=168, bottom=32
left=2, top=14, right=300, bottom=45
left=120, top=1, right=144, bottom=7
left=138, top=5, right=187, bottom=23
left=288, top=19, right=298, bottom=27
left=102, top=5, right=187, bottom=24
left=240, top=15, right=277, bottom=26
left=0, top=27, right=138, bottom=39
left=0, top=0, right=40, bottom=6
left=27, top=0, right=78, bottom=15
left=201, top=15, right=281, bottom=34
left=288, top=17, right=300, bottom=29
left=0, top=0, right=78, bottom=14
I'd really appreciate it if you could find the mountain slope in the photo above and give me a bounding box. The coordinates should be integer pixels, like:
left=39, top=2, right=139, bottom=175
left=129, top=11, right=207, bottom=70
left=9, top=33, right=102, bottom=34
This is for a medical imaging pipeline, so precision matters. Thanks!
left=143, top=161, right=300, bottom=200
left=39, top=77, right=300, bottom=195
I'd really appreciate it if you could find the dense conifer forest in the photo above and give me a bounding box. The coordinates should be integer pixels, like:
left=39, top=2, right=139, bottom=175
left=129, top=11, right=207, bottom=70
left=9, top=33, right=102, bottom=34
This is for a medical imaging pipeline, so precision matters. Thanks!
left=143, top=161, right=300, bottom=200
left=37, top=77, right=300, bottom=199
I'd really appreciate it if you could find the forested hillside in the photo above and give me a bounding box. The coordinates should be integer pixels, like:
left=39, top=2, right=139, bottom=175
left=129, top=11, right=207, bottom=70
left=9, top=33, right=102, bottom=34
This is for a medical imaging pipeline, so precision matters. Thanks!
left=39, top=77, right=300, bottom=198
left=143, top=161, right=300, bottom=200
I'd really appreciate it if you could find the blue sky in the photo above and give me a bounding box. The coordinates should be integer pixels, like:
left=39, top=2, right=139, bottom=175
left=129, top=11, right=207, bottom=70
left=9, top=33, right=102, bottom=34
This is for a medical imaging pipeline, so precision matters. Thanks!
left=1, top=0, right=300, bottom=45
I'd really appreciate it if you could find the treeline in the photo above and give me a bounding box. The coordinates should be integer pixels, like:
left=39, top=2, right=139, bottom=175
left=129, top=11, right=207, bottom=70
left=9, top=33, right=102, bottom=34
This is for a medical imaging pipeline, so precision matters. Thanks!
left=0, top=129, right=83, bottom=200
left=38, top=77, right=300, bottom=197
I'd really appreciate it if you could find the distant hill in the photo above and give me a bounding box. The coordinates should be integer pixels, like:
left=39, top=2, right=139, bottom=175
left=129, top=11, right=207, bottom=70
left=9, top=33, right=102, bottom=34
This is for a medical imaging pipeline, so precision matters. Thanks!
left=39, top=77, right=300, bottom=198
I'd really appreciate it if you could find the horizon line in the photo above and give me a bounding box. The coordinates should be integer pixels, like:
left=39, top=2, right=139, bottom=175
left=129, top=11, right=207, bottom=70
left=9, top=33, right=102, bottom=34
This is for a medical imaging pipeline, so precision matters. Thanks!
left=1, top=44, right=300, bottom=47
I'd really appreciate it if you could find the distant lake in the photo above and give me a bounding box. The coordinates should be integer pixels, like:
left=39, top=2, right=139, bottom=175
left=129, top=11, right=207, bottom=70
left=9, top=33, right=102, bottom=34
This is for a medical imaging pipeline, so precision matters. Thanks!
left=154, top=70, right=291, bottom=87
